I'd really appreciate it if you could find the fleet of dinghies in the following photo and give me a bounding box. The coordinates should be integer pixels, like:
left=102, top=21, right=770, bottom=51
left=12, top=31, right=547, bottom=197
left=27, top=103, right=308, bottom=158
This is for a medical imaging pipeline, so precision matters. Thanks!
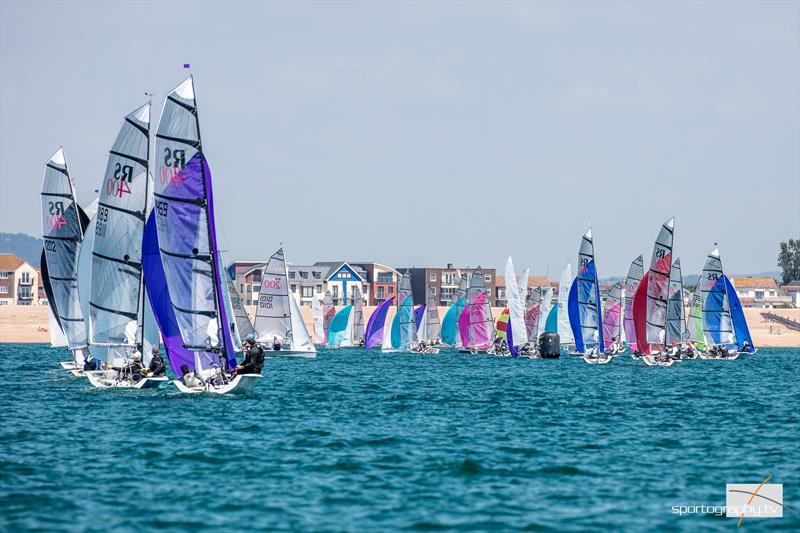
left=41, top=75, right=759, bottom=394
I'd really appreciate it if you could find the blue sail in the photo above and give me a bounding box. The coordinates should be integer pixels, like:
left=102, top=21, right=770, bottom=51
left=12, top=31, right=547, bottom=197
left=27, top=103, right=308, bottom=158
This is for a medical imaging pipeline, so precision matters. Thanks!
left=544, top=304, right=558, bottom=333
left=724, top=276, right=753, bottom=352
left=328, top=305, right=352, bottom=347
left=390, top=308, right=401, bottom=348
left=441, top=296, right=466, bottom=345
left=704, top=278, right=727, bottom=345
left=414, top=305, right=426, bottom=331
left=568, top=277, right=583, bottom=352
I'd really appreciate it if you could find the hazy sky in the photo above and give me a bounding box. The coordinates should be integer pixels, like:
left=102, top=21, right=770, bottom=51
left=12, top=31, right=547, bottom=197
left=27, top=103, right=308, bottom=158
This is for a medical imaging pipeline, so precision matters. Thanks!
left=1, top=1, right=798, bottom=278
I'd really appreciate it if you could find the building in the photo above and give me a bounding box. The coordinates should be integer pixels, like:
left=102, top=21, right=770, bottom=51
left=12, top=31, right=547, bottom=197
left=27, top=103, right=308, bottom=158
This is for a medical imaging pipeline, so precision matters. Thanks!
left=399, top=264, right=498, bottom=306
left=227, top=260, right=370, bottom=307
left=0, top=254, right=40, bottom=306
left=350, top=263, right=400, bottom=305
left=781, top=280, right=800, bottom=307
left=494, top=275, right=553, bottom=307
left=730, top=277, right=788, bottom=307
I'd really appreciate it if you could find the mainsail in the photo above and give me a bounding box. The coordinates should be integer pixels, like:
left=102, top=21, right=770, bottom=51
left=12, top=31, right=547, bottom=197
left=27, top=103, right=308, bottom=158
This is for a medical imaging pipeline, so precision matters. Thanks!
left=253, top=248, right=292, bottom=343
left=467, top=267, right=494, bottom=348
left=88, top=103, right=152, bottom=364
left=645, top=218, right=675, bottom=348
left=322, top=291, right=335, bottom=343
left=312, top=295, right=325, bottom=343
left=665, top=258, right=687, bottom=345
left=504, top=257, right=528, bottom=348
left=225, top=268, right=255, bottom=348
left=557, top=263, right=575, bottom=344
left=525, top=288, right=541, bottom=341
left=601, top=282, right=623, bottom=349
left=352, top=285, right=365, bottom=342
left=724, top=276, right=754, bottom=352
left=424, top=287, right=441, bottom=341
left=153, top=76, right=236, bottom=369
left=576, top=228, right=603, bottom=352
left=397, top=271, right=416, bottom=348
left=537, top=287, right=553, bottom=338
left=701, top=248, right=735, bottom=347
left=441, top=274, right=468, bottom=345
left=622, top=255, right=644, bottom=351
left=328, top=305, right=353, bottom=346
left=40, top=148, right=88, bottom=353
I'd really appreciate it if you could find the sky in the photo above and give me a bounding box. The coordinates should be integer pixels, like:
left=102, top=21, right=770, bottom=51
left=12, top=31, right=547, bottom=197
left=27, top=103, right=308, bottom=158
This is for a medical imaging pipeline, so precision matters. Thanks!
left=1, top=0, right=798, bottom=278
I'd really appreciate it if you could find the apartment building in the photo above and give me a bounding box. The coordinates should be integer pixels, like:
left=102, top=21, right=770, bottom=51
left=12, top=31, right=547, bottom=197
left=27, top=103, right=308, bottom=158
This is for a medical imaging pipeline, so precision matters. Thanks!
left=0, top=254, right=40, bottom=305
left=399, top=264, right=498, bottom=306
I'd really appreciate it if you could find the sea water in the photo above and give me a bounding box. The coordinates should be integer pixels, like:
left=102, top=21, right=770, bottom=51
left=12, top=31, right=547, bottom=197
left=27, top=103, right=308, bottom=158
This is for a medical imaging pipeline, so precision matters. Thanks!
left=1, top=345, right=798, bottom=532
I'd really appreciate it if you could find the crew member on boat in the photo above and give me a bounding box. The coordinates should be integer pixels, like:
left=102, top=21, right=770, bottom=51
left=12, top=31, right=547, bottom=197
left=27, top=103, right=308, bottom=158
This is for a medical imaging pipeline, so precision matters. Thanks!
left=238, top=337, right=265, bottom=375
left=180, top=364, right=204, bottom=388
left=146, top=347, right=167, bottom=377
left=120, top=351, right=146, bottom=381
left=83, top=354, right=98, bottom=371
left=271, top=336, right=282, bottom=352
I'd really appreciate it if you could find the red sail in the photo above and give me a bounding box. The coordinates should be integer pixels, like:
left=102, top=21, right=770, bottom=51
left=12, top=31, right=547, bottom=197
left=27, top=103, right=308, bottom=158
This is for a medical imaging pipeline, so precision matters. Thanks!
left=633, top=271, right=651, bottom=355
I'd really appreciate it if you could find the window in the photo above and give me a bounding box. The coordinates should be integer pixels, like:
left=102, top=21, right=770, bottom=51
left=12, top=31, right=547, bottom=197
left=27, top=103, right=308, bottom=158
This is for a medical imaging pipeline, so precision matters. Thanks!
left=290, top=284, right=297, bottom=292
left=251, top=271, right=261, bottom=282
left=430, top=272, right=437, bottom=282
left=769, top=290, right=776, bottom=297
left=443, top=273, right=455, bottom=285
left=388, top=286, right=394, bottom=294
left=300, top=271, right=308, bottom=279
left=0, top=272, right=8, bottom=279
left=302, top=286, right=314, bottom=297
left=316, top=285, right=323, bottom=293
left=338, top=271, right=351, bottom=279
left=430, top=287, right=436, bottom=295
left=253, top=285, right=261, bottom=294
left=240, top=284, right=245, bottom=293
left=313, top=272, right=321, bottom=279
left=332, top=286, right=339, bottom=298
left=485, top=275, right=492, bottom=283
left=497, top=288, right=506, bottom=298
left=19, top=287, right=32, bottom=298
left=755, top=290, right=765, bottom=299
left=377, top=273, right=393, bottom=284
left=0, top=300, right=7, bottom=305
left=289, top=271, right=296, bottom=279
left=21, top=272, right=30, bottom=283
left=377, top=286, right=385, bottom=299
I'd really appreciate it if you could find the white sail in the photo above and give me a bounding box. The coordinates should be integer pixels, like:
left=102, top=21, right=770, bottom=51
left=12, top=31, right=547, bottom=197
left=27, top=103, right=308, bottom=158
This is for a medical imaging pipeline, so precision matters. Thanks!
left=425, top=286, right=441, bottom=341
left=700, top=248, right=735, bottom=346
left=645, top=218, right=675, bottom=346
left=41, top=148, right=88, bottom=351
left=48, top=306, right=68, bottom=347
left=223, top=265, right=255, bottom=350
left=537, top=287, right=554, bottom=338
left=416, top=306, right=427, bottom=342
left=288, top=292, right=315, bottom=352
left=253, top=248, right=291, bottom=343
left=504, top=256, right=528, bottom=346
left=666, top=258, right=686, bottom=345
left=89, top=103, right=151, bottom=366
left=577, top=228, right=601, bottom=350
left=311, top=295, right=325, bottom=343
left=557, top=263, right=574, bottom=344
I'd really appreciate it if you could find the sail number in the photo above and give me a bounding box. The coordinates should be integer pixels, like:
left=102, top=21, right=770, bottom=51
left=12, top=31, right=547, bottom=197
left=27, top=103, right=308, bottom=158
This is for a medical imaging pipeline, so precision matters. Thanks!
left=45, top=201, right=67, bottom=231
left=95, top=206, right=109, bottom=238
left=258, top=295, right=274, bottom=309
left=155, top=200, right=168, bottom=218
left=159, top=148, right=187, bottom=187
left=44, top=239, right=56, bottom=253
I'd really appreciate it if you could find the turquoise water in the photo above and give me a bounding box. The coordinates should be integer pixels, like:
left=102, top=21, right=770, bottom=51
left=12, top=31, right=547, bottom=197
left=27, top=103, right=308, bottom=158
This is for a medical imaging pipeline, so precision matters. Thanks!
left=1, top=345, right=798, bottom=532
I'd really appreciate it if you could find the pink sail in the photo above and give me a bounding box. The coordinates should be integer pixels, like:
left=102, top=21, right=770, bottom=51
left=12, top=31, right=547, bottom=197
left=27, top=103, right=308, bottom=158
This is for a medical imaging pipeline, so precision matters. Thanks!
left=458, top=301, right=471, bottom=347
left=602, top=303, right=622, bottom=349
left=470, top=291, right=491, bottom=348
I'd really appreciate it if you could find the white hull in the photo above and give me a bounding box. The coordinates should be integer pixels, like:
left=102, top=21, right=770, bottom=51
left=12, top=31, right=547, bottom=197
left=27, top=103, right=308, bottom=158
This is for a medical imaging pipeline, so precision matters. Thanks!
left=172, top=373, right=262, bottom=395
left=582, top=354, right=613, bottom=365
left=642, top=355, right=679, bottom=367
left=698, top=352, right=740, bottom=361
left=265, top=350, right=316, bottom=359
left=86, top=372, right=168, bottom=389
left=410, top=347, right=440, bottom=355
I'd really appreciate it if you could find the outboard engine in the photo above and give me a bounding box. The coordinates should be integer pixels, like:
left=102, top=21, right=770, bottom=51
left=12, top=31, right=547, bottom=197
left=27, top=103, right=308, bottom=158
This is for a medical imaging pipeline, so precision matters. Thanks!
left=539, top=332, right=560, bottom=358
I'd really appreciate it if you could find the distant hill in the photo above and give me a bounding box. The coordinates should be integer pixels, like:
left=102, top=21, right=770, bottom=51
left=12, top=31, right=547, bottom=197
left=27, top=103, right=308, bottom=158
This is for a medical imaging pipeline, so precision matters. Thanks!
left=600, top=271, right=782, bottom=287
left=0, top=233, right=43, bottom=267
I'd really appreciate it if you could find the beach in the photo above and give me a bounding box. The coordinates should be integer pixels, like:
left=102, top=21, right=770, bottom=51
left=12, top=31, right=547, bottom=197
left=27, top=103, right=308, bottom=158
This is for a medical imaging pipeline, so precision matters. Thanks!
left=2, top=304, right=798, bottom=347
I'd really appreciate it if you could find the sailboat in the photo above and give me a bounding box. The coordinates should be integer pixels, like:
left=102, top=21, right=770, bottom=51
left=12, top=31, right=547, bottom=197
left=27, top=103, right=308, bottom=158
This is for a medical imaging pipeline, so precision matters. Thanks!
left=148, top=76, right=260, bottom=394
left=462, top=267, right=495, bottom=353
left=622, top=255, right=644, bottom=356
left=322, top=291, right=335, bottom=346
left=382, top=270, right=416, bottom=352
left=364, top=296, right=395, bottom=348
left=524, top=288, right=541, bottom=343
left=696, top=248, right=751, bottom=359
left=82, top=103, right=165, bottom=388
left=352, top=285, right=366, bottom=345
left=41, top=148, right=92, bottom=375
left=600, top=282, right=624, bottom=356
left=441, top=274, right=467, bottom=346
left=328, top=304, right=353, bottom=347
left=503, top=256, right=528, bottom=356
left=312, top=294, right=325, bottom=344
left=568, top=228, right=609, bottom=364
left=253, top=248, right=316, bottom=357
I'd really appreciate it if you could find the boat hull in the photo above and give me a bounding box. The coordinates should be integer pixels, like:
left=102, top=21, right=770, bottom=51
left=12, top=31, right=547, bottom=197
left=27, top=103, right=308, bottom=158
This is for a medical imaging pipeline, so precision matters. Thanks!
left=86, top=372, right=168, bottom=389
left=172, top=373, right=262, bottom=394
left=265, top=350, right=316, bottom=359
left=582, top=354, right=613, bottom=364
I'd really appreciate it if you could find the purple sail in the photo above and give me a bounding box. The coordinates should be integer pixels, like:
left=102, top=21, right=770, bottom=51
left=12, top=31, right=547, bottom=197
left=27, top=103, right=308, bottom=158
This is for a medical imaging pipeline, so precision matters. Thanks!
left=364, top=296, right=395, bottom=348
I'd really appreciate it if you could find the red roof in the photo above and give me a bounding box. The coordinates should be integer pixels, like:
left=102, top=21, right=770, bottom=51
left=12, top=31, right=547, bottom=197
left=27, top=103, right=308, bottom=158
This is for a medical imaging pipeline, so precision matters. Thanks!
left=0, top=254, right=24, bottom=271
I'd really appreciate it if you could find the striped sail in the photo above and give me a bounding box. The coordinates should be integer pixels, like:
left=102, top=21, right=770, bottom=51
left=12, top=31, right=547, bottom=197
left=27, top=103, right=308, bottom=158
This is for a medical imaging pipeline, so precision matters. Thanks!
left=352, top=285, right=365, bottom=342
left=153, top=76, right=235, bottom=367
left=701, top=248, right=735, bottom=347
left=40, top=148, right=88, bottom=351
left=622, top=255, right=644, bottom=351
left=525, top=288, right=541, bottom=340
left=666, top=258, right=686, bottom=345
left=576, top=229, right=603, bottom=351
left=397, top=271, right=415, bottom=348
left=557, top=264, right=574, bottom=344
left=365, top=296, right=394, bottom=348
left=467, top=267, right=494, bottom=348
left=322, top=291, right=335, bottom=342
left=645, top=218, right=675, bottom=347
left=89, top=103, right=151, bottom=354
left=253, top=248, right=291, bottom=343
left=424, top=287, right=440, bottom=341
left=686, top=275, right=706, bottom=350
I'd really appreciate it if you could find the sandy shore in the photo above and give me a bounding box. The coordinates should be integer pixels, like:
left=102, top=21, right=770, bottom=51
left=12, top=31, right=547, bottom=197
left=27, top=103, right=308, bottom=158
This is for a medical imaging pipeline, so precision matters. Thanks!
left=2, top=305, right=798, bottom=348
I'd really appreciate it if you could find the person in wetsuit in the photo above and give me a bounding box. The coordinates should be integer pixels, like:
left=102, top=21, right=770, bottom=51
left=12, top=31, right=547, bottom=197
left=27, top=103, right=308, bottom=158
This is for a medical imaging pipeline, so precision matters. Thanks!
left=121, top=351, right=146, bottom=381
left=238, top=338, right=265, bottom=375
left=180, top=363, right=204, bottom=388
left=272, top=336, right=282, bottom=352
left=146, top=347, right=167, bottom=377
left=83, top=354, right=98, bottom=371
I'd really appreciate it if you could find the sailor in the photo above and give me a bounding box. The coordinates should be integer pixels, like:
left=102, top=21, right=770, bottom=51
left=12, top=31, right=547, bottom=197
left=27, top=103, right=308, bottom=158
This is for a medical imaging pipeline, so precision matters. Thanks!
left=272, top=336, right=282, bottom=352
left=83, top=354, right=98, bottom=371
left=669, top=341, right=680, bottom=358
left=357, top=337, right=365, bottom=347
left=146, top=347, right=167, bottom=377
left=238, top=337, right=265, bottom=375
left=492, top=336, right=502, bottom=352
left=418, top=340, right=427, bottom=352
left=180, top=363, right=204, bottom=388
left=741, top=340, right=751, bottom=353
left=122, top=351, right=146, bottom=381
left=500, top=339, right=508, bottom=353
